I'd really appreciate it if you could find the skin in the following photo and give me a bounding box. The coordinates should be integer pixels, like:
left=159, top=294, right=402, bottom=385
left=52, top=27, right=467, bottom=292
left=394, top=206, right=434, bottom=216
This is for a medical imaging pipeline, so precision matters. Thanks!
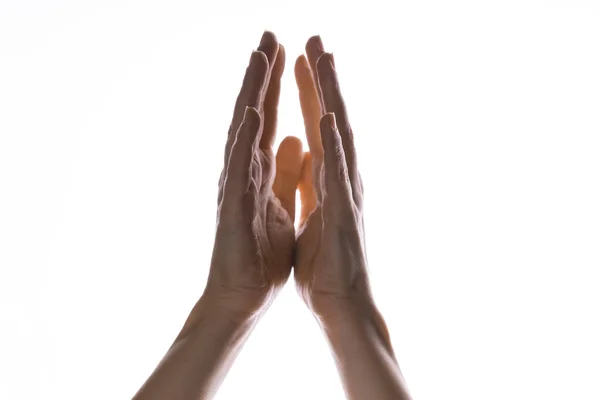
left=133, top=32, right=411, bottom=400
left=133, top=31, right=303, bottom=400
left=294, top=36, right=412, bottom=400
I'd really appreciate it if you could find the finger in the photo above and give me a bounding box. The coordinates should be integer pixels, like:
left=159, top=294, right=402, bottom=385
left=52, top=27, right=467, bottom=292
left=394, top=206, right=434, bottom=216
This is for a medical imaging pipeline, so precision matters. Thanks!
left=316, top=52, right=361, bottom=207
left=226, top=51, right=269, bottom=164
left=261, top=43, right=285, bottom=150
left=223, top=107, right=262, bottom=202
left=295, top=55, right=323, bottom=161
left=218, top=51, right=268, bottom=205
left=298, top=152, right=317, bottom=228
left=256, top=31, right=279, bottom=113
left=225, top=31, right=277, bottom=163
left=305, top=35, right=326, bottom=110
left=319, top=113, right=353, bottom=212
left=273, top=136, right=303, bottom=221
left=257, top=31, right=280, bottom=78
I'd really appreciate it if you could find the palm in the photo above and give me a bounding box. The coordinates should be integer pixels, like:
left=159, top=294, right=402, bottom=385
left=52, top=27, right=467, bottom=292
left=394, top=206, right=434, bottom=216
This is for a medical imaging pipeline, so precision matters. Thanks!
left=248, top=148, right=297, bottom=286
left=296, top=198, right=369, bottom=310
left=294, top=205, right=324, bottom=304
left=216, top=140, right=302, bottom=294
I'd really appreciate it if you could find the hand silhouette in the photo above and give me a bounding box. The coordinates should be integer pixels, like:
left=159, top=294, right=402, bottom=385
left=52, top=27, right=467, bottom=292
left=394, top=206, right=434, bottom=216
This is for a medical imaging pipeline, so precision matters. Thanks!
left=294, top=36, right=373, bottom=322
left=205, top=32, right=303, bottom=317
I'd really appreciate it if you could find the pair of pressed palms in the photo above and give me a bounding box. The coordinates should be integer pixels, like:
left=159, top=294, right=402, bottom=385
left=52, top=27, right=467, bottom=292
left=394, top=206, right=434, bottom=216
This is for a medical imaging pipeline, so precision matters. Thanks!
left=134, top=31, right=410, bottom=400
left=207, top=31, right=369, bottom=321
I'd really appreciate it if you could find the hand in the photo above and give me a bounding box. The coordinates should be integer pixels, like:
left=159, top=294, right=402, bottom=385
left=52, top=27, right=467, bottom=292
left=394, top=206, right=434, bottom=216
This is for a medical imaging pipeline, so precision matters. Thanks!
left=204, top=32, right=303, bottom=318
left=135, top=34, right=410, bottom=400
left=294, top=36, right=373, bottom=322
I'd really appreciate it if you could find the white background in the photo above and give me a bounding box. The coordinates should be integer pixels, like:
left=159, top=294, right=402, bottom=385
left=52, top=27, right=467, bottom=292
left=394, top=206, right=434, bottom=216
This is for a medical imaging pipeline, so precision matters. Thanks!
left=1, top=1, right=599, bottom=399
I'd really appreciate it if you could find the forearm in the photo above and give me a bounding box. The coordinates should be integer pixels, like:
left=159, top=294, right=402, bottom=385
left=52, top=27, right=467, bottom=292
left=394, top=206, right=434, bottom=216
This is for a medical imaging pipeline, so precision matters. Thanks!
left=319, top=300, right=412, bottom=400
left=133, top=294, right=258, bottom=400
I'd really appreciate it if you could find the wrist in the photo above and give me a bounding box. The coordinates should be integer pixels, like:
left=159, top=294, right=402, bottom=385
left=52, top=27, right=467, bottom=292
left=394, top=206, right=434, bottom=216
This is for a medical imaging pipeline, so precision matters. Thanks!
left=309, top=291, right=374, bottom=327
left=176, top=292, right=260, bottom=342
left=315, top=298, right=409, bottom=400
left=316, top=296, right=394, bottom=354
left=201, top=283, right=278, bottom=322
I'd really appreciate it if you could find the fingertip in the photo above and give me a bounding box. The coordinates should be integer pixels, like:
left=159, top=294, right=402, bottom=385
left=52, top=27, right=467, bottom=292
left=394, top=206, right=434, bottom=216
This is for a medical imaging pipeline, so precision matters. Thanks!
left=294, top=54, right=308, bottom=74
left=306, top=35, right=324, bottom=54
left=299, top=54, right=309, bottom=67
left=320, top=112, right=337, bottom=134
left=306, top=36, right=325, bottom=75
left=276, top=136, right=303, bottom=174
left=294, top=55, right=313, bottom=87
left=258, top=31, right=279, bottom=65
left=251, top=50, right=269, bottom=71
left=279, top=135, right=303, bottom=151
left=260, top=30, right=278, bottom=46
